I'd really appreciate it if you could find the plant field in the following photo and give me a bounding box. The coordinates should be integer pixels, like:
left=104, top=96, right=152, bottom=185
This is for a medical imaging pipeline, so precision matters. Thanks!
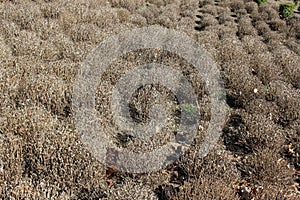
left=0, top=0, right=299, bottom=199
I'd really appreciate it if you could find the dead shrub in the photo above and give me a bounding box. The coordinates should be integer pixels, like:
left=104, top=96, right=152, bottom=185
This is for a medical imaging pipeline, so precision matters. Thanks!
left=0, top=133, right=24, bottom=199
left=222, top=111, right=253, bottom=155
left=258, top=3, right=280, bottom=21
left=199, top=4, right=218, bottom=16
left=245, top=98, right=280, bottom=123
left=146, top=0, right=164, bottom=7
left=196, top=14, right=219, bottom=30
left=222, top=60, right=264, bottom=108
left=1, top=105, right=107, bottom=199
left=180, top=0, right=198, bottom=17
left=137, top=4, right=160, bottom=24
left=58, top=10, right=78, bottom=30
left=69, top=23, right=102, bottom=43
left=229, top=0, right=245, bottom=12
left=161, top=3, right=180, bottom=22
left=7, top=30, right=42, bottom=57
left=177, top=16, right=196, bottom=34
left=237, top=16, right=258, bottom=37
left=177, top=177, right=239, bottom=200
left=3, top=106, right=58, bottom=138
left=50, top=33, right=76, bottom=61
left=222, top=111, right=285, bottom=155
left=87, top=0, right=111, bottom=9
left=241, top=35, right=268, bottom=54
left=253, top=178, right=298, bottom=199
left=110, top=0, right=146, bottom=12
left=244, top=113, right=286, bottom=149
left=0, top=0, right=299, bottom=198
left=245, top=1, right=258, bottom=14
left=262, top=31, right=286, bottom=46
left=2, top=62, right=70, bottom=116
left=285, top=39, right=300, bottom=56
left=38, top=41, right=62, bottom=61
left=156, top=15, right=173, bottom=28
left=253, top=20, right=271, bottom=35
left=217, top=12, right=235, bottom=24
left=46, top=60, right=78, bottom=84
left=82, top=8, right=118, bottom=28
left=239, top=148, right=294, bottom=199
left=0, top=20, right=20, bottom=40
left=1, top=2, right=42, bottom=30
left=199, top=0, right=214, bottom=7
left=128, top=13, right=147, bottom=26
left=206, top=23, right=238, bottom=39
left=195, top=36, right=219, bottom=64
left=217, top=37, right=248, bottom=64
left=0, top=35, right=13, bottom=62
left=40, top=2, right=61, bottom=19
left=236, top=8, right=248, bottom=16
left=286, top=16, right=300, bottom=39
left=29, top=18, right=61, bottom=40
left=273, top=46, right=300, bottom=88
left=249, top=51, right=282, bottom=84
left=267, top=80, right=300, bottom=126
left=117, top=8, right=131, bottom=22
left=283, top=122, right=300, bottom=173
left=196, top=30, right=220, bottom=51
left=110, top=180, right=158, bottom=199
left=174, top=151, right=240, bottom=200
left=268, top=18, right=287, bottom=33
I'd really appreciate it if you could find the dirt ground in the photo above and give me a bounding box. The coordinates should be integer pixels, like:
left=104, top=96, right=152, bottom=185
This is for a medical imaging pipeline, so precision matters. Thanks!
left=0, top=0, right=299, bottom=199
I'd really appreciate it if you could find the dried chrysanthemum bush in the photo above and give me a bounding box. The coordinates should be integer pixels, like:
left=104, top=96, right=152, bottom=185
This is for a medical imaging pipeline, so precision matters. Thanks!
left=175, top=158, right=240, bottom=199
left=0, top=106, right=107, bottom=199
left=238, top=148, right=295, bottom=199
left=249, top=51, right=282, bottom=84
left=237, top=16, right=257, bottom=38
left=0, top=0, right=300, bottom=199
left=241, top=35, right=268, bottom=54
left=272, top=46, right=300, bottom=88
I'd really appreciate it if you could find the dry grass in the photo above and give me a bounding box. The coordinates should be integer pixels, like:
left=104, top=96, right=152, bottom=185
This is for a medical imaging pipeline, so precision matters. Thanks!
left=0, top=0, right=299, bottom=199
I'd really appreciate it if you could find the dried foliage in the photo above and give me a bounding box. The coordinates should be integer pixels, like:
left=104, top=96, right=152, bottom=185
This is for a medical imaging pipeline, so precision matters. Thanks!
left=0, top=0, right=299, bottom=199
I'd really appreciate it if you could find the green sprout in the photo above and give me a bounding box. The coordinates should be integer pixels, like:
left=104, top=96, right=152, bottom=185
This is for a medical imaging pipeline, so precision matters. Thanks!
left=256, top=0, right=268, bottom=6
left=263, top=86, right=270, bottom=93
left=182, top=104, right=198, bottom=115
left=280, top=2, right=296, bottom=18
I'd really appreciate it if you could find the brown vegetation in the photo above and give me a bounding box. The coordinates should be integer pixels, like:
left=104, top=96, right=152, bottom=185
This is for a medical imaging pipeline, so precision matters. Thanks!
left=0, top=0, right=299, bottom=199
